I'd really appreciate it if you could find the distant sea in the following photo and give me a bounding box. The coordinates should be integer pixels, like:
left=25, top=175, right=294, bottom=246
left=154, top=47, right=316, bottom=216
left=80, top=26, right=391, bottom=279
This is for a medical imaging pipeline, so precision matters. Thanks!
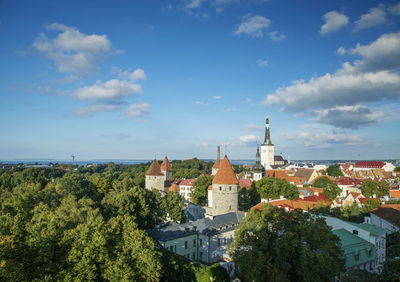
left=1, top=159, right=399, bottom=167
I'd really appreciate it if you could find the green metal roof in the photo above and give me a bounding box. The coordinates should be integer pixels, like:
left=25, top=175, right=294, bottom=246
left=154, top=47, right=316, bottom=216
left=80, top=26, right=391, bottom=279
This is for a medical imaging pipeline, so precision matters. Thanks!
left=333, top=229, right=377, bottom=269
left=347, top=222, right=386, bottom=237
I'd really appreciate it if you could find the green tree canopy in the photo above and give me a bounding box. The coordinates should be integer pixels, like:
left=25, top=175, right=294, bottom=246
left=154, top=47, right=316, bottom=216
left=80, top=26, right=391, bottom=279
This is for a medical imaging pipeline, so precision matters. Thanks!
left=238, top=185, right=260, bottom=211
left=361, top=180, right=389, bottom=198
left=323, top=182, right=341, bottom=201
left=253, top=177, right=299, bottom=200
left=230, top=205, right=344, bottom=282
left=326, top=164, right=344, bottom=177
left=191, top=175, right=212, bottom=206
left=313, top=176, right=334, bottom=188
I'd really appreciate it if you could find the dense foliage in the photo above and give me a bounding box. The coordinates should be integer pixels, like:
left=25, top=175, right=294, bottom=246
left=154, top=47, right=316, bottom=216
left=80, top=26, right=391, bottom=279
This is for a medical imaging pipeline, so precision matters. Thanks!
left=361, top=180, right=389, bottom=198
left=253, top=177, right=299, bottom=200
left=238, top=185, right=260, bottom=211
left=190, top=175, right=212, bottom=206
left=326, top=164, right=344, bottom=177
left=0, top=162, right=194, bottom=281
left=230, top=205, right=344, bottom=281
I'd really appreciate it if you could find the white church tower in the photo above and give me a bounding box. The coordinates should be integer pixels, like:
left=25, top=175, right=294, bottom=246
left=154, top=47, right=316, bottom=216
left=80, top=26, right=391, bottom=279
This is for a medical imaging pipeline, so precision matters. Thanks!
left=260, top=113, right=275, bottom=169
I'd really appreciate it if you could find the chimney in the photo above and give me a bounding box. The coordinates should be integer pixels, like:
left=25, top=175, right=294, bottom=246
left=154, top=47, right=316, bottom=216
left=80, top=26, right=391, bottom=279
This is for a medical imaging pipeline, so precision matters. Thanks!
left=217, top=145, right=220, bottom=162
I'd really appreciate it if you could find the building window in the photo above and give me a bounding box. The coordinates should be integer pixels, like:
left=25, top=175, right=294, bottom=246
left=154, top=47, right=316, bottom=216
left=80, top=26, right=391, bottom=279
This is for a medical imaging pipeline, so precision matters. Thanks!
left=199, top=239, right=202, bottom=247
left=229, top=205, right=231, bottom=210
left=229, top=186, right=232, bottom=191
left=185, top=241, right=188, bottom=249
left=193, top=252, right=196, bottom=259
left=219, top=186, right=222, bottom=191
left=353, top=230, right=358, bottom=235
left=218, top=238, right=221, bottom=246
left=200, top=252, right=203, bottom=260
left=193, top=239, right=196, bottom=247
left=170, top=246, right=173, bottom=252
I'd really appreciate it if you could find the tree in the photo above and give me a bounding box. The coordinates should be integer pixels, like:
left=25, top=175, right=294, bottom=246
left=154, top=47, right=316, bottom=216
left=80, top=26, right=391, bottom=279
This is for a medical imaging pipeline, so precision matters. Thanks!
left=323, top=182, right=341, bottom=201
left=238, top=185, right=260, bottom=211
left=394, top=166, right=400, bottom=172
left=230, top=205, right=344, bottom=281
left=361, top=199, right=381, bottom=213
left=58, top=173, right=100, bottom=201
left=313, top=176, right=334, bottom=188
left=163, top=191, right=186, bottom=223
left=326, top=164, right=344, bottom=177
left=191, top=175, right=212, bottom=206
left=361, top=180, right=389, bottom=198
left=253, top=177, right=299, bottom=200
left=377, top=181, right=390, bottom=197
left=196, top=263, right=230, bottom=282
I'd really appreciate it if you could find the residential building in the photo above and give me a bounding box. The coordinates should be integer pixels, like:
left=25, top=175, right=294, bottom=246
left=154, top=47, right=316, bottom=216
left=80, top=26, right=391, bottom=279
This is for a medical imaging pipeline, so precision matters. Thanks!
left=147, top=212, right=245, bottom=263
left=293, top=168, right=318, bottom=184
left=179, top=178, right=196, bottom=201
left=369, top=204, right=400, bottom=234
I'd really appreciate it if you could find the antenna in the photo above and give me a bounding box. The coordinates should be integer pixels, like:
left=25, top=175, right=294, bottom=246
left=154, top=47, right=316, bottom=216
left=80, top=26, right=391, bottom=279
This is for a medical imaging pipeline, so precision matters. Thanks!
left=71, top=154, right=75, bottom=165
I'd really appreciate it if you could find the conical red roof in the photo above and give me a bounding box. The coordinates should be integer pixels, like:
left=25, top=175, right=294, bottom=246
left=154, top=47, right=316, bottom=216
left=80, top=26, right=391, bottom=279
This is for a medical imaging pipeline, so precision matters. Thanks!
left=146, top=159, right=164, bottom=176
left=212, top=146, right=221, bottom=169
left=161, top=156, right=172, bottom=171
left=212, top=156, right=239, bottom=185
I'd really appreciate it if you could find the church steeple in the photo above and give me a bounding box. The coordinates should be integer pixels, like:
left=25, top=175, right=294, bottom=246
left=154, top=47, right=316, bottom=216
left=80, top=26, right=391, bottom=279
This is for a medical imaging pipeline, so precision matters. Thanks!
left=263, top=113, right=273, bottom=145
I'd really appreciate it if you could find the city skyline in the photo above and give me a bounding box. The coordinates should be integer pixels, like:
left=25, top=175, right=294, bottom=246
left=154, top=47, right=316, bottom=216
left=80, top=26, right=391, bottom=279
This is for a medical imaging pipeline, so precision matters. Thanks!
left=1, top=0, right=400, bottom=160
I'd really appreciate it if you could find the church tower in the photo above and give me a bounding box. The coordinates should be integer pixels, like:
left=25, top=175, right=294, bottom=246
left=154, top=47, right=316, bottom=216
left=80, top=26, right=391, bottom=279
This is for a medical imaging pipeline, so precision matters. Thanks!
left=252, top=144, right=265, bottom=181
left=260, top=113, right=275, bottom=169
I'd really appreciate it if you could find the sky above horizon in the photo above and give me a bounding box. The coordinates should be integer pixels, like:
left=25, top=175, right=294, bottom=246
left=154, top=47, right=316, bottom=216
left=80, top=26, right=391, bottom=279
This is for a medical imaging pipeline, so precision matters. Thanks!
left=1, top=0, right=400, bottom=161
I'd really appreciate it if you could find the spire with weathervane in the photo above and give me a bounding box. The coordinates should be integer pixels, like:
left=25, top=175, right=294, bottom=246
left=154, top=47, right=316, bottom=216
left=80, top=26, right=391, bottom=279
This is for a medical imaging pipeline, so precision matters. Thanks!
left=263, top=113, right=273, bottom=145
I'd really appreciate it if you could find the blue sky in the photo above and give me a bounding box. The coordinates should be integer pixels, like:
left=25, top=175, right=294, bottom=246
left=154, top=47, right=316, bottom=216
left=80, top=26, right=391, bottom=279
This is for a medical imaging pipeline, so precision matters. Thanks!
left=1, top=0, right=400, bottom=161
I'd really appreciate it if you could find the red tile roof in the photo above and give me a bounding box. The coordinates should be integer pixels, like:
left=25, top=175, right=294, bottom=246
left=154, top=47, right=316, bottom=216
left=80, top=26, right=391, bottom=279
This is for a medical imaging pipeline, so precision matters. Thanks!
left=335, top=177, right=364, bottom=186
left=212, top=156, right=239, bottom=185
left=169, top=183, right=180, bottom=192
left=354, top=161, right=385, bottom=168
left=161, top=156, right=172, bottom=171
left=340, top=163, right=354, bottom=170
left=179, top=178, right=196, bottom=186
left=390, top=190, right=400, bottom=199
left=358, top=197, right=380, bottom=204
left=146, top=159, right=164, bottom=176
left=239, top=178, right=252, bottom=188
left=251, top=195, right=330, bottom=212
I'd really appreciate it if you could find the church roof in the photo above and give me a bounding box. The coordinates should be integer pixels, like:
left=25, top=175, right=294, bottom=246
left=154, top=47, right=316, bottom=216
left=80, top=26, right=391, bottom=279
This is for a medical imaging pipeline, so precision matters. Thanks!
left=212, top=156, right=239, bottom=185
left=146, top=159, right=164, bottom=176
left=161, top=156, right=172, bottom=171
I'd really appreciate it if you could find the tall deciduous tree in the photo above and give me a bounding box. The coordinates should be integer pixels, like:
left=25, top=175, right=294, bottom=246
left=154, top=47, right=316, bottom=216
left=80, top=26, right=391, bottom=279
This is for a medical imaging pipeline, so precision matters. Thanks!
left=326, top=164, right=344, bottom=177
left=253, top=177, right=299, bottom=200
left=191, top=175, right=212, bottom=206
left=230, top=205, right=344, bottom=282
left=361, top=180, right=389, bottom=198
left=238, top=185, right=260, bottom=211
left=323, top=182, right=341, bottom=201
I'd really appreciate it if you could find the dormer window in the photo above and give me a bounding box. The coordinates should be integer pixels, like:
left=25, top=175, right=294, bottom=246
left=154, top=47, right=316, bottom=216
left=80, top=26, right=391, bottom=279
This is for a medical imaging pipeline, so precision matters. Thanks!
left=353, top=230, right=358, bottom=235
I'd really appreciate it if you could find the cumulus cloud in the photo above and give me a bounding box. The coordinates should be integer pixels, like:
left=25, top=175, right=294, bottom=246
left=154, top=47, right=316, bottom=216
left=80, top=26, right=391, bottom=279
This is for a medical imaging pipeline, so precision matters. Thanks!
left=234, top=14, right=271, bottom=38
left=76, top=104, right=121, bottom=115
left=33, top=23, right=114, bottom=74
left=320, top=11, right=349, bottom=35
left=263, top=32, right=400, bottom=112
left=268, top=31, right=286, bottom=42
left=74, top=79, right=142, bottom=100
left=111, top=67, right=147, bottom=82
left=240, top=134, right=259, bottom=145
left=123, top=104, right=151, bottom=118
left=286, top=131, right=364, bottom=149
left=354, top=4, right=387, bottom=31
left=257, top=58, right=268, bottom=67
left=314, top=105, right=384, bottom=129
left=213, top=95, right=222, bottom=99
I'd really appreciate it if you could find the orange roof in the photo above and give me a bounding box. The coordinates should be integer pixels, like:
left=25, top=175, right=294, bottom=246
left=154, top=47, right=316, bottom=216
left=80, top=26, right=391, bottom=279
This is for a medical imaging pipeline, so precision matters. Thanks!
left=169, top=183, right=180, bottom=192
left=252, top=199, right=321, bottom=212
left=390, top=190, right=400, bottom=199
left=265, top=170, right=301, bottom=185
left=239, top=178, right=252, bottom=188
left=349, top=192, right=361, bottom=199
left=212, top=156, right=239, bottom=185
left=161, top=156, right=172, bottom=171
left=208, top=185, right=212, bottom=190
left=146, top=159, right=164, bottom=176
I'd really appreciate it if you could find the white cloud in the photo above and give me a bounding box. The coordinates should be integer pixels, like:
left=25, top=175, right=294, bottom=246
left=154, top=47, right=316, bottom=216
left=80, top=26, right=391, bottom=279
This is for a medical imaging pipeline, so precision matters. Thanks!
left=245, top=124, right=264, bottom=131
left=320, top=11, right=349, bottom=35
left=213, top=95, right=222, bottom=99
left=193, top=101, right=210, bottom=105
left=111, top=67, right=147, bottom=82
left=354, top=4, right=387, bottom=31
left=390, top=2, right=400, bottom=15
left=314, top=105, right=384, bottom=129
left=257, top=58, right=268, bottom=67
left=76, top=104, right=120, bottom=115
left=197, top=141, right=209, bottom=147
left=225, top=107, right=236, bottom=112
left=240, top=134, right=259, bottom=145
left=337, top=46, right=347, bottom=55
left=286, top=131, right=364, bottom=149
left=185, top=0, right=203, bottom=9
left=75, top=79, right=142, bottom=100
left=33, top=23, right=114, bottom=74
left=268, top=31, right=285, bottom=42
left=234, top=14, right=271, bottom=38
left=263, top=32, right=400, bottom=112
left=123, top=104, right=151, bottom=118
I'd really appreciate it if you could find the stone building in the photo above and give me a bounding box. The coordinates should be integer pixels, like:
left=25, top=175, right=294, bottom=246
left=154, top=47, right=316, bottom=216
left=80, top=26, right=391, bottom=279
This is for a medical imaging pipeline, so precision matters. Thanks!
left=161, top=156, right=173, bottom=181
left=211, top=146, right=221, bottom=176
left=207, top=155, right=239, bottom=216
left=145, top=159, right=166, bottom=191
